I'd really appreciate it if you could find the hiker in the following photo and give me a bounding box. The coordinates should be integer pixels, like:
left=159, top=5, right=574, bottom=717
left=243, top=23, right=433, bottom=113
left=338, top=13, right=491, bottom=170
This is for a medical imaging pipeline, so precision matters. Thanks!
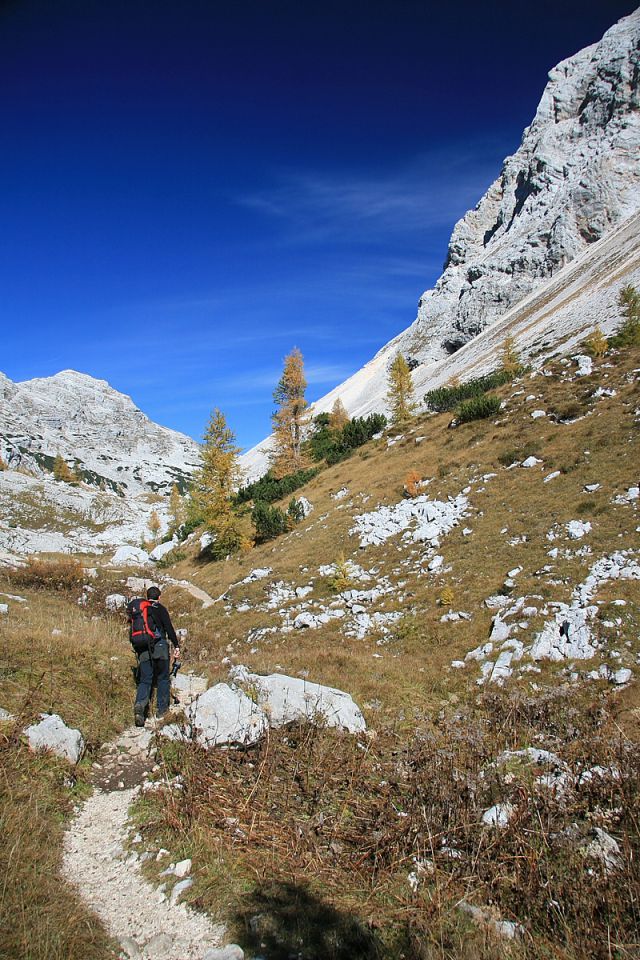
left=128, top=586, right=180, bottom=727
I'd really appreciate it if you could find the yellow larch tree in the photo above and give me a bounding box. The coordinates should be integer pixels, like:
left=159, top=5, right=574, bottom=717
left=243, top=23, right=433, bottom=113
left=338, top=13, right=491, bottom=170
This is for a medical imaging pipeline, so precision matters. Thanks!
left=328, top=397, right=349, bottom=431
left=270, top=347, right=310, bottom=479
left=192, top=408, right=242, bottom=556
left=386, top=353, right=416, bottom=426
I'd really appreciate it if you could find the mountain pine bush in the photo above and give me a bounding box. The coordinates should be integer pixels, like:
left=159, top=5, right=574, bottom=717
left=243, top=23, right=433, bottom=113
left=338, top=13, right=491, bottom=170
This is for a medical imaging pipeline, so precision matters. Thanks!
left=455, top=392, right=502, bottom=424
left=609, top=284, right=640, bottom=348
left=425, top=370, right=513, bottom=412
left=251, top=501, right=290, bottom=541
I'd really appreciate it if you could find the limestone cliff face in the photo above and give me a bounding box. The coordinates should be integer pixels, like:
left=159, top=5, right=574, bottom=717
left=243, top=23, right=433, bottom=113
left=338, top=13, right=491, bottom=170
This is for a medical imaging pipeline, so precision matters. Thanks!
left=405, top=8, right=640, bottom=360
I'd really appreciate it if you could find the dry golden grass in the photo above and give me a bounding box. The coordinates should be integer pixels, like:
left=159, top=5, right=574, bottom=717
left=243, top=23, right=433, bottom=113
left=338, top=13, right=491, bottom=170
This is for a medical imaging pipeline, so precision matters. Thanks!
left=140, top=687, right=640, bottom=960
left=0, top=575, right=134, bottom=960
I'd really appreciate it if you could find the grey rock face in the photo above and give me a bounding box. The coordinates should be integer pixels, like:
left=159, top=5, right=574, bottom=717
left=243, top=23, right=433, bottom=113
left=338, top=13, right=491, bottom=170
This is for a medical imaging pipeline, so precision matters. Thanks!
left=25, top=713, right=84, bottom=763
left=407, top=11, right=640, bottom=362
left=241, top=10, right=640, bottom=483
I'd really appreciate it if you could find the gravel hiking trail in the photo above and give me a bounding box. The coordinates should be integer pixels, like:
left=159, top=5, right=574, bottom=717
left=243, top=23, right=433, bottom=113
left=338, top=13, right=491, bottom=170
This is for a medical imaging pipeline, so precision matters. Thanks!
left=62, top=725, right=227, bottom=960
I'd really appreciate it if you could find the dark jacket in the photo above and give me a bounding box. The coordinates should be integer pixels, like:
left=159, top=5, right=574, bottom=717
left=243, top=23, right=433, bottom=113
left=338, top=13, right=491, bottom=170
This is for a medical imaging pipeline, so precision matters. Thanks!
left=148, top=601, right=179, bottom=648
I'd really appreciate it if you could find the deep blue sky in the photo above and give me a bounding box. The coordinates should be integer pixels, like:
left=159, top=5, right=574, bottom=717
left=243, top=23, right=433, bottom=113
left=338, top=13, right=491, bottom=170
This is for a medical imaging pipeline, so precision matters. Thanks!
left=1, top=0, right=635, bottom=449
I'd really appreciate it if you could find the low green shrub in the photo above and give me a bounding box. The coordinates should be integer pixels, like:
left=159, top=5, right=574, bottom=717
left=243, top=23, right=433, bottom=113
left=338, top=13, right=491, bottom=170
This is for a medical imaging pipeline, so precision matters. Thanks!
left=308, top=413, right=387, bottom=465
left=252, top=501, right=290, bottom=541
left=424, top=369, right=517, bottom=413
left=236, top=467, right=319, bottom=505
left=454, top=393, right=501, bottom=424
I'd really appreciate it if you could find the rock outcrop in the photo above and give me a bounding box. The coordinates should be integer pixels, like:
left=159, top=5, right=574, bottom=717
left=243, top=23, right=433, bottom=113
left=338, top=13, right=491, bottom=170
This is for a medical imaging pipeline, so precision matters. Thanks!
left=406, top=8, right=640, bottom=362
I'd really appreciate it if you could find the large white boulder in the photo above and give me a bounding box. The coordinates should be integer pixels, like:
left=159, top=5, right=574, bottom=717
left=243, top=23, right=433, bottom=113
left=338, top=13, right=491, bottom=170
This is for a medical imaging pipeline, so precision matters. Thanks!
left=111, top=545, right=150, bottom=566
left=241, top=673, right=366, bottom=734
left=188, top=684, right=267, bottom=747
left=24, top=713, right=84, bottom=763
left=149, top=540, right=177, bottom=562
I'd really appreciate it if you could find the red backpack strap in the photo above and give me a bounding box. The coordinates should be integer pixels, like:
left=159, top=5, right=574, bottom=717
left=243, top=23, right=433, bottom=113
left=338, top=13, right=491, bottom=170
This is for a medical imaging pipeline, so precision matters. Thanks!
left=140, top=600, right=155, bottom=638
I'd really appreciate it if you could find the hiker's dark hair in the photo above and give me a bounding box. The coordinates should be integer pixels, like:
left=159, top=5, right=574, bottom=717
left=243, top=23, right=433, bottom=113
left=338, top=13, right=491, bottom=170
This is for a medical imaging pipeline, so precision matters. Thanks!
left=146, top=586, right=161, bottom=601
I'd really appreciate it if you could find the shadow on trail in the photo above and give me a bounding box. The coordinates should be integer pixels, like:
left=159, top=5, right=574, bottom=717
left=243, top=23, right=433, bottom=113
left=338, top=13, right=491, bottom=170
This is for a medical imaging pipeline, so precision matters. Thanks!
left=232, top=881, right=386, bottom=960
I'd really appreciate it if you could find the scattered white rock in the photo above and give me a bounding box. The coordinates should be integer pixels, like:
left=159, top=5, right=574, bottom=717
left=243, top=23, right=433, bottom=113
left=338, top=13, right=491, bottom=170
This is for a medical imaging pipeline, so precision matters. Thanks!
left=169, top=877, right=193, bottom=906
left=105, top=593, right=128, bottom=612
left=171, top=673, right=208, bottom=703
left=584, top=828, right=622, bottom=874
left=187, top=684, right=268, bottom=748
left=203, top=947, right=245, bottom=960
left=241, top=567, right=272, bottom=584
left=297, top=496, right=313, bottom=517
left=574, top=354, right=593, bottom=377
left=544, top=470, right=561, bottom=483
left=481, top=802, right=515, bottom=828
left=0, top=603, right=8, bottom=615
left=521, top=456, right=542, bottom=468
left=457, top=901, right=523, bottom=941
left=351, top=492, right=468, bottom=549
left=24, top=713, right=84, bottom=763
left=567, top=520, right=592, bottom=540
left=531, top=410, right=546, bottom=419
left=149, top=540, right=177, bottom=562
left=529, top=604, right=598, bottom=661
left=612, top=667, right=632, bottom=685
left=199, top=532, right=215, bottom=553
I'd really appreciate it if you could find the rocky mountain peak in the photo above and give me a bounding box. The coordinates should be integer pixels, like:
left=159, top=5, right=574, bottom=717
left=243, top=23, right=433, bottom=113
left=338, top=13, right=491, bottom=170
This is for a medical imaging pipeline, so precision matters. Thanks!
left=241, top=10, right=640, bottom=480
left=0, top=369, right=200, bottom=496
left=409, top=8, right=640, bottom=361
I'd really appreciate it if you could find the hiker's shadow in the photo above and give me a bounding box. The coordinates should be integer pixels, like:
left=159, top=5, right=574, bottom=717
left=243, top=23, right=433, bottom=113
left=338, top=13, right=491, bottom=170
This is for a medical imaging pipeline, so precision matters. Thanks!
left=232, top=881, right=383, bottom=960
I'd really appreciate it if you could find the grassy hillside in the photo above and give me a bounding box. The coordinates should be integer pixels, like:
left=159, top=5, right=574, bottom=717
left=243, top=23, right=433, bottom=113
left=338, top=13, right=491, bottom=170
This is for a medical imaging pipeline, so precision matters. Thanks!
left=1, top=345, right=638, bottom=959
left=138, top=346, right=639, bottom=959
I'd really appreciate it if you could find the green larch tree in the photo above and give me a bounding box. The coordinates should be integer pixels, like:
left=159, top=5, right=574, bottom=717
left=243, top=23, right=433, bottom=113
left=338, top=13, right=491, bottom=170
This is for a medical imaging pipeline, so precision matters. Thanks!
left=612, top=284, right=640, bottom=347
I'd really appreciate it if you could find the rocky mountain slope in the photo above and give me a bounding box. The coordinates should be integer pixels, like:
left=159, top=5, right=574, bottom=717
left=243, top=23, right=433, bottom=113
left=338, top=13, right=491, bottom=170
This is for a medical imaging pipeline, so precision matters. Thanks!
left=0, top=369, right=199, bottom=496
left=0, top=369, right=200, bottom=556
left=241, top=8, right=640, bottom=478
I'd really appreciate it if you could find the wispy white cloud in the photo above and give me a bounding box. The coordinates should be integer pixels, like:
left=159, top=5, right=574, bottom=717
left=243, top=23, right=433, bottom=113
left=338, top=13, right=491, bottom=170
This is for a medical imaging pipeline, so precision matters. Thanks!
left=237, top=143, right=503, bottom=245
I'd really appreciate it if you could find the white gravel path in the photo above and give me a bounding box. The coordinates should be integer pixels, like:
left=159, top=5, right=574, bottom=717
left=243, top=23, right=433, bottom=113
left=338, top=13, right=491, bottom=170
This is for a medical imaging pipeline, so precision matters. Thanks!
left=62, top=729, right=226, bottom=960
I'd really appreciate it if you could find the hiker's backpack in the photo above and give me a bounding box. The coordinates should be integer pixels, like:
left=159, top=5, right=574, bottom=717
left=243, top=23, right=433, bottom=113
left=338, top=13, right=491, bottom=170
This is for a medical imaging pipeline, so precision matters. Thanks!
left=126, top=597, right=162, bottom=653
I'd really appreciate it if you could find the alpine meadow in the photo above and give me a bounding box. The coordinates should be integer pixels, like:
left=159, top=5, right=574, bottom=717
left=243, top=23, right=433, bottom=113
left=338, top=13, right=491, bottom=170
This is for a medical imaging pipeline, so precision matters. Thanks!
left=1, top=6, right=640, bottom=960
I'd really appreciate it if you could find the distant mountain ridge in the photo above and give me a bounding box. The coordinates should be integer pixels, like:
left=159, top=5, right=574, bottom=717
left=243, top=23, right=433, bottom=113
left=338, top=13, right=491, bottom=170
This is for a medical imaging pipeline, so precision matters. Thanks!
left=241, top=8, right=640, bottom=479
left=0, top=369, right=200, bottom=496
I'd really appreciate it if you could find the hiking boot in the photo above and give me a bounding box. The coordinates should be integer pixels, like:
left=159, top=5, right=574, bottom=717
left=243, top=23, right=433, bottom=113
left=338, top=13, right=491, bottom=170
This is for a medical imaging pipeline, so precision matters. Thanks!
left=134, top=704, right=145, bottom=727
